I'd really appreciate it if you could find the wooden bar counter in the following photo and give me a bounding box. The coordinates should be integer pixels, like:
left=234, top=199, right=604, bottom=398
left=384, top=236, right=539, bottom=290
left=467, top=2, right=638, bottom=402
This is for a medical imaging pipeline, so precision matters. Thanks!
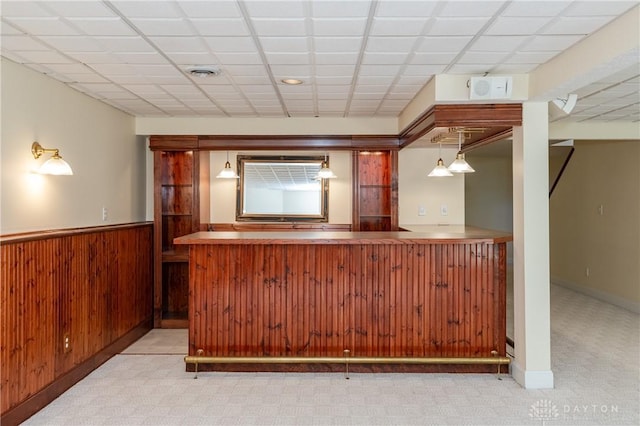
left=174, top=226, right=511, bottom=373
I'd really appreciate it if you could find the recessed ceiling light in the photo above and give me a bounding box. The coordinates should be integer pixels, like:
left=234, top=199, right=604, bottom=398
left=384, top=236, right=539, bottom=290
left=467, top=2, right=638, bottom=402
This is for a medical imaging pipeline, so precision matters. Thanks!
left=187, top=66, right=221, bottom=78
left=281, top=78, right=303, bottom=85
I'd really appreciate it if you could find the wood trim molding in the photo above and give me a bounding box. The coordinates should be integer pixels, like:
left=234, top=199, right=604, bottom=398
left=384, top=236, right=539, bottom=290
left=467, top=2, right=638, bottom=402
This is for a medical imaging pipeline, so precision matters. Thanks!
left=204, top=223, right=352, bottom=232
left=0, top=222, right=153, bottom=244
left=198, top=135, right=400, bottom=151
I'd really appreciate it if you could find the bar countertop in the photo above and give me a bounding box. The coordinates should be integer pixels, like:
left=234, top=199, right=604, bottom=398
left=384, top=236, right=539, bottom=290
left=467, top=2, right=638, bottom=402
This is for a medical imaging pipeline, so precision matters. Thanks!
left=174, top=225, right=512, bottom=245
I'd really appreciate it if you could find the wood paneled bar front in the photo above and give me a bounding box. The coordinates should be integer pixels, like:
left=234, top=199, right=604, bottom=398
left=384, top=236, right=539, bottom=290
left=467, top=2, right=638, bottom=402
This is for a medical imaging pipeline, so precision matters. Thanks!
left=175, top=226, right=511, bottom=373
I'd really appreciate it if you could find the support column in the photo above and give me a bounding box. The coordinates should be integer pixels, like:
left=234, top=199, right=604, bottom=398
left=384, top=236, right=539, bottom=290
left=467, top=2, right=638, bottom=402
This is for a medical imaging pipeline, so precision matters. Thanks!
left=511, top=102, right=554, bottom=389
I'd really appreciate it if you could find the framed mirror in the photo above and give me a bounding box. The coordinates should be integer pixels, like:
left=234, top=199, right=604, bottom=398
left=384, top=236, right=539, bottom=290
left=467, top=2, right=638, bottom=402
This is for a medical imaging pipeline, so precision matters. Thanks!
left=236, top=155, right=329, bottom=222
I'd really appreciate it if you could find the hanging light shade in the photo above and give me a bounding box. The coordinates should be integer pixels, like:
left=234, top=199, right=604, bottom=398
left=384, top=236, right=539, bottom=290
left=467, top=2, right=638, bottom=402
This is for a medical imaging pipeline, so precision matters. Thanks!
left=448, top=131, right=475, bottom=173
left=316, top=154, right=337, bottom=179
left=428, top=143, right=453, bottom=177
left=216, top=151, right=239, bottom=179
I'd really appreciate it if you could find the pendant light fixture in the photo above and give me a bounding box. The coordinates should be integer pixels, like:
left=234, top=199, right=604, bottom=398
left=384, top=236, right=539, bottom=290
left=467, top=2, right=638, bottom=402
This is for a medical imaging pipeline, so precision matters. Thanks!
left=216, top=151, right=239, bottom=179
left=316, top=153, right=337, bottom=179
left=448, top=131, right=475, bottom=173
left=428, top=143, right=453, bottom=177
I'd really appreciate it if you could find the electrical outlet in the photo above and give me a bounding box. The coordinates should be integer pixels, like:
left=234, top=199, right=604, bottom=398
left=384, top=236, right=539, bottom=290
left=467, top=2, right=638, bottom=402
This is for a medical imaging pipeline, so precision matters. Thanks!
left=102, top=207, right=108, bottom=221
left=418, top=205, right=426, bottom=216
left=63, top=333, right=71, bottom=353
left=440, top=204, right=448, bottom=216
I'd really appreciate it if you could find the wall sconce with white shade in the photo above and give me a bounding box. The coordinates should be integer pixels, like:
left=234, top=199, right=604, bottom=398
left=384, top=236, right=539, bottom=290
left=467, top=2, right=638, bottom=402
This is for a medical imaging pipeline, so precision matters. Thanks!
left=448, top=131, right=475, bottom=173
left=216, top=151, right=239, bottom=179
left=31, top=142, right=73, bottom=175
left=428, top=143, right=453, bottom=177
left=315, top=153, right=337, bottom=179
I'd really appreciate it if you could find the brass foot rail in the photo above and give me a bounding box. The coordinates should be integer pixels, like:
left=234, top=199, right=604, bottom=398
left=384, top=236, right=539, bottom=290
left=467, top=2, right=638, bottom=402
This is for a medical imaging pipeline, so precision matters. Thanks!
left=184, top=354, right=511, bottom=380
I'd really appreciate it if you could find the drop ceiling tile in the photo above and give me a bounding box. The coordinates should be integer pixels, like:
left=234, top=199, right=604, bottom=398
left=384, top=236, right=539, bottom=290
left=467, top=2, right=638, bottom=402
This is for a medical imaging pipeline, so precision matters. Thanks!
left=367, top=36, right=420, bottom=53
left=437, top=1, right=506, bottom=17
left=279, top=84, right=312, bottom=94
left=280, top=93, right=312, bottom=100
left=376, top=1, right=438, bottom=17
left=109, top=1, right=183, bottom=18
left=503, top=1, right=571, bottom=17
left=259, top=37, right=308, bottom=52
left=117, top=52, right=171, bottom=65
left=390, top=84, right=424, bottom=93
left=370, top=18, right=429, bottom=36
left=161, top=85, right=202, bottom=96
left=311, top=0, right=370, bottom=17
left=491, top=63, right=538, bottom=73
left=403, top=64, right=447, bottom=75
left=396, top=75, right=431, bottom=85
left=90, top=63, right=138, bottom=75
left=269, top=64, right=312, bottom=76
left=316, top=65, right=356, bottom=76
left=353, top=92, right=386, bottom=100
left=178, top=1, right=242, bottom=18
left=122, top=84, right=167, bottom=95
left=1, top=1, right=53, bottom=17
left=410, top=52, right=458, bottom=65
left=519, top=34, right=583, bottom=52
left=385, top=92, right=416, bottom=100
left=317, top=92, right=349, bottom=100
left=203, top=36, right=258, bottom=53
left=131, top=65, right=183, bottom=78
left=67, top=17, right=137, bottom=36
left=6, top=17, right=82, bottom=36
left=67, top=52, right=122, bottom=64
left=165, top=52, right=220, bottom=65
left=44, top=63, right=96, bottom=74
left=416, top=36, right=473, bottom=52
left=222, top=65, right=269, bottom=76
left=148, top=36, right=208, bottom=53
left=312, top=18, right=367, bottom=36
left=1, top=35, right=51, bottom=51
left=16, top=50, right=74, bottom=64
left=563, top=1, right=637, bottom=17
left=314, top=37, right=363, bottom=52
left=238, top=85, right=278, bottom=94
left=318, top=100, right=348, bottom=108
left=55, top=72, right=110, bottom=84
left=541, top=16, right=615, bottom=35
left=191, top=19, right=250, bottom=36
left=355, top=84, right=391, bottom=93
left=200, top=85, right=241, bottom=95
left=362, top=52, right=410, bottom=65
left=1, top=22, right=24, bottom=36
left=459, top=51, right=510, bottom=64
left=428, top=17, right=491, bottom=36
left=470, top=35, right=529, bottom=52
left=442, top=63, right=489, bottom=74
left=314, top=52, right=359, bottom=65
left=41, top=1, right=117, bottom=17
left=264, top=52, right=310, bottom=65
left=108, top=74, right=153, bottom=84
left=130, top=19, right=196, bottom=36
left=244, top=1, right=306, bottom=18
left=315, top=76, right=354, bottom=85
left=485, top=17, right=552, bottom=35
left=96, top=36, right=156, bottom=53
left=38, top=35, right=107, bottom=52
left=230, top=75, right=273, bottom=85
left=251, top=18, right=308, bottom=36
left=356, top=75, right=395, bottom=85
left=505, top=51, right=558, bottom=64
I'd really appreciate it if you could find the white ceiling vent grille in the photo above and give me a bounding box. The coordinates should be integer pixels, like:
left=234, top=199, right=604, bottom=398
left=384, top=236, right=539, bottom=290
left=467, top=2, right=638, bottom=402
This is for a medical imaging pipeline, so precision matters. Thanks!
left=469, top=76, right=513, bottom=100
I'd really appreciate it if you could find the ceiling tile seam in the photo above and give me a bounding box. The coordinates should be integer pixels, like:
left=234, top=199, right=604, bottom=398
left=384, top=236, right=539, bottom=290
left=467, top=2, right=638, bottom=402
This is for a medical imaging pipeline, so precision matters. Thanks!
left=102, top=0, right=232, bottom=118
left=373, top=16, right=437, bottom=117
left=575, top=101, right=640, bottom=122
left=441, top=0, right=512, bottom=75
left=236, top=0, right=289, bottom=118
left=343, top=0, right=378, bottom=117
left=0, top=16, right=168, bottom=117
left=304, top=1, right=319, bottom=117
left=579, top=74, right=640, bottom=101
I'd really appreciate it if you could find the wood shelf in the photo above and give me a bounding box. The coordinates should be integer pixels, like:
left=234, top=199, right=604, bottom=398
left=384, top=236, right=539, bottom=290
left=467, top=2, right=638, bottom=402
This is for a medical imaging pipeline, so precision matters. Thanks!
left=353, top=151, right=398, bottom=231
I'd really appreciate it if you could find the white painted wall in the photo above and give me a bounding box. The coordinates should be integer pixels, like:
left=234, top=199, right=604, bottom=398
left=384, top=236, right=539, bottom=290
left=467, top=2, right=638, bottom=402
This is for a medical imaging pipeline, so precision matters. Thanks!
left=398, top=146, right=465, bottom=225
left=550, top=140, right=640, bottom=311
left=0, top=59, right=147, bottom=234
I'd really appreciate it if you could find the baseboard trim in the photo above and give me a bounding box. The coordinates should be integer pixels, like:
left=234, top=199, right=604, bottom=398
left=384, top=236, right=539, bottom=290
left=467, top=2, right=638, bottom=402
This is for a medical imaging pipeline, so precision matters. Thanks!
left=552, top=276, right=640, bottom=314
left=1, top=319, right=152, bottom=426
left=511, top=361, right=554, bottom=389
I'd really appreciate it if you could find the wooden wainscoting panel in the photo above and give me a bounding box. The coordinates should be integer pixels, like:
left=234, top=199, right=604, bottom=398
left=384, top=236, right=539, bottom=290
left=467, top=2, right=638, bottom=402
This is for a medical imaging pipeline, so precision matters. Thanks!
left=0, top=223, right=153, bottom=424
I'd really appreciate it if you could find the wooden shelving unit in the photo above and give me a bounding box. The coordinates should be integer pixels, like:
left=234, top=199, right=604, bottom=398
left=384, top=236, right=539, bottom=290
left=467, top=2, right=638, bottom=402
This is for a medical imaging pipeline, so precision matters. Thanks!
left=352, top=150, right=398, bottom=231
left=151, top=137, right=209, bottom=328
